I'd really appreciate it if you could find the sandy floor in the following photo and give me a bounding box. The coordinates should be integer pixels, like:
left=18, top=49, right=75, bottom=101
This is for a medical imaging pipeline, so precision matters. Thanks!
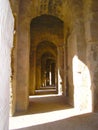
left=9, top=94, right=98, bottom=130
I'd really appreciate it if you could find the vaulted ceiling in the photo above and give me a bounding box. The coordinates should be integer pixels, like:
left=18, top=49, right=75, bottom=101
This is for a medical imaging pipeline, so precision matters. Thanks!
left=10, top=0, right=92, bottom=31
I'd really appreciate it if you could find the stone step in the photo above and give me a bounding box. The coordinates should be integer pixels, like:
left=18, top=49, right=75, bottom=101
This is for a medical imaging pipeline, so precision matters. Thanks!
left=40, top=86, right=56, bottom=90
left=35, top=89, right=57, bottom=95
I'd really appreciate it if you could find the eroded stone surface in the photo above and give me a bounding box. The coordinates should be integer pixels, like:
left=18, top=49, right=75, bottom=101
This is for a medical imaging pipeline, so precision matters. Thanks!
left=9, top=0, right=98, bottom=114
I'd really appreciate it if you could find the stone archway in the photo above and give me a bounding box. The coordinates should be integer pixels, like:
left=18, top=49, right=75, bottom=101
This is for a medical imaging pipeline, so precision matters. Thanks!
left=11, top=0, right=94, bottom=114
left=41, top=53, right=56, bottom=88
left=29, top=15, right=64, bottom=95
left=36, top=41, right=57, bottom=90
left=2, top=1, right=98, bottom=129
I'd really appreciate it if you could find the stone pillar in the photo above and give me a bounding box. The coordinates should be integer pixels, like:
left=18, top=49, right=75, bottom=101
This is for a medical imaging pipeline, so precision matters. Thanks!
left=63, top=42, right=67, bottom=95
left=67, top=28, right=77, bottom=106
left=36, top=60, right=41, bottom=89
left=83, top=0, right=98, bottom=111
left=10, top=14, right=17, bottom=116
left=16, top=18, right=29, bottom=111
left=63, top=28, right=70, bottom=96
left=10, top=0, right=19, bottom=116
left=30, top=47, right=36, bottom=94
left=85, top=6, right=98, bottom=111
left=72, top=19, right=92, bottom=111
left=0, top=0, right=14, bottom=129
left=57, top=45, right=64, bottom=95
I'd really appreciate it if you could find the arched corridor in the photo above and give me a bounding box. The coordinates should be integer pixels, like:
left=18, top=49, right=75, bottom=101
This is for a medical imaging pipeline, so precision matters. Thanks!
left=9, top=94, right=98, bottom=130
left=10, top=0, right=97, bottom=117
left=1, top=0, right=98, bottom=129
left=29, top=15, right=64, bottom=95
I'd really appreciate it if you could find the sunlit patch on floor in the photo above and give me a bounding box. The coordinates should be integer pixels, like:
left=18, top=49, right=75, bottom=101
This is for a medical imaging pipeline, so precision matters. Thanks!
left=9, top=94, right=91, bottom=130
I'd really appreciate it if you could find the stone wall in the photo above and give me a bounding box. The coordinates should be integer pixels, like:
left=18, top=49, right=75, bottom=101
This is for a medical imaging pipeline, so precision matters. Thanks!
left=12, top=0, right=97, bottom=113
left=67, top=18, right=92, bottom=112
left=85, top=0, right=98, bottom=111
left=0, top=0, right=14, bottom=129
left=10, top=0, right=19, bottom=116
left=15, top=0, right=65, bottom=110
left=67, top=29, right=77, bottom=106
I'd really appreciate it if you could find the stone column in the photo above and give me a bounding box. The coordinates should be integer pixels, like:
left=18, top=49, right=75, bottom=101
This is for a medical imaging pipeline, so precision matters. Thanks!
left=85, top=6, right=98, bottom=111
left=63, top=42, right=67, bottom=95
left=10, top=13, right=17, bottom=116
left=73, top=20, right=92, bottom=111
left=16, top=17, right=29, bottom=111
left=36, top=60, right=41, bottom=89
left=57, top=45, right=64, bottom=95
left=10, top=0, right=19, bottom=115
left=83, top=0, right=98, bottom=111
left=30, top=47, right=36, bottom=94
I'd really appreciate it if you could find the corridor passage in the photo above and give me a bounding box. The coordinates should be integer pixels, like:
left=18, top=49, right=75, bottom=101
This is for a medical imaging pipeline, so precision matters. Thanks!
left=9, top=95, right=98, bottom=130
left=11, top=94, right=71, bottom=116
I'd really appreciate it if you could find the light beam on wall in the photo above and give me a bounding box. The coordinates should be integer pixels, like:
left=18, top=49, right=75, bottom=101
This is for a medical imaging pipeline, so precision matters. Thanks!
left=73, top=55, right=92, bottom=112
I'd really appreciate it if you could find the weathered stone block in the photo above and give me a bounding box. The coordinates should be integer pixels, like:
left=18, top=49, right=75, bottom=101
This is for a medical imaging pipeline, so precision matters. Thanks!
left=92, top=0, right=98, bottom=11
left=85, top=21, right=98, bottom=42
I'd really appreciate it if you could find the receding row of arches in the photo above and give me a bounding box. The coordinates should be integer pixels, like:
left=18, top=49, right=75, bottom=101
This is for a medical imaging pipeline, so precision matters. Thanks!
left=1, top=1, right=98, bottom=129
left=10, top=1, right=94, bottom=115
left=29, top=15, right=65, bottom=96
